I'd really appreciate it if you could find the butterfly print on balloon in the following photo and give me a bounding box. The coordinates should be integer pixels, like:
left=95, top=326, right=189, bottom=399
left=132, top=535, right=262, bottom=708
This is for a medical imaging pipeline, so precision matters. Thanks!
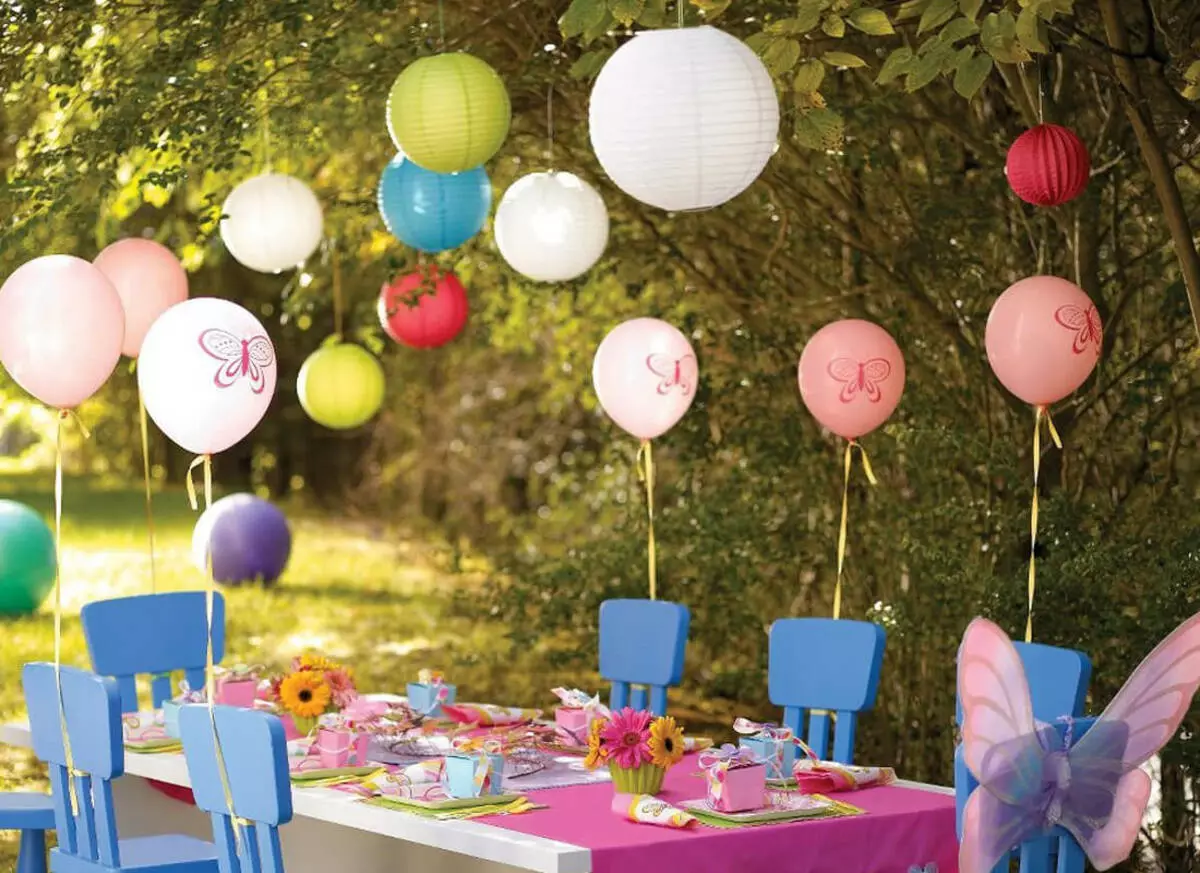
left=646, top=354, right=697, bottom=396
left=827, top=358, right=891, bottom=404
left=1054, top=304, right=1102, bottom=355
left=198, top=329, right=275, bottom=394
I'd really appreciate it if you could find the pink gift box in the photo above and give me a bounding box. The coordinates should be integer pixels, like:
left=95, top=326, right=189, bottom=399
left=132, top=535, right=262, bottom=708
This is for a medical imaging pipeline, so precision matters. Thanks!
left=215, top=678, right=258, bottom=708
left=314, top=727, right=370, bottom=768
left=555, top=708, right=592, bottom=745
left=706, top=762, right=766, bottom=813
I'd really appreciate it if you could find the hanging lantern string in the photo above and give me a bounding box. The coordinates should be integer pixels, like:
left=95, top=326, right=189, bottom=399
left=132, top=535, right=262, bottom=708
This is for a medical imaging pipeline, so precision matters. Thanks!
left=332, top=242, right=344, bottom=340
left=53, top=409, right=90, bottom=815
left=545, top=82, right=555, bottom=169
left=260, top=89, right=271, bottom=173
left=677, top=0, right=685, bottom=27
left=1025, top=406, right=1062, bottom=643
left=437, top=0, right=446, bottom=49
left=137, top=384, right=158, bottom=593
left=833, top=439, right=877, bottom=621
left=1036, top=54, right=1044, bottom=124
left=635, top=439, right=658, bottom=601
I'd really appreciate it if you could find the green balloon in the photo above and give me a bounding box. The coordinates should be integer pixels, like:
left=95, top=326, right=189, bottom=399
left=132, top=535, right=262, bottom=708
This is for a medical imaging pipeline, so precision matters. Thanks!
left=0, top=500, right=56, bottom=615
left=386, top=52, right=511, bottom=174
left=297, top=342, right=386, bottom=430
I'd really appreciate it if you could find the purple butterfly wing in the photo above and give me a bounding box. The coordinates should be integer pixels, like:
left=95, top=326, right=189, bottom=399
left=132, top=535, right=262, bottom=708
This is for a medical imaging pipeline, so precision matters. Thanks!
left=960, top=781, right=1046, bottom=873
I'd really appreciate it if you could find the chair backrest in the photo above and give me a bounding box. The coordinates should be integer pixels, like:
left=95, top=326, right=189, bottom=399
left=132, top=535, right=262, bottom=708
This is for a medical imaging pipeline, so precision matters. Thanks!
left=598, top=599, right=689, bottom=715
left=81, top=592, right=226, bottom=713
left=180, top=705, right=292, bottom=873
left=954, top=641, right=1093, bottom=873
left=22, top=662, right=125, bottom=867
left=767, top=617, right=885, bottom=764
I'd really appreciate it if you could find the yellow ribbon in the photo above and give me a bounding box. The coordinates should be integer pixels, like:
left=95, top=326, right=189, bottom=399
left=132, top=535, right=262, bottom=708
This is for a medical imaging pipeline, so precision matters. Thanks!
left=834, top=440, right=877, bottom=620
left=137, top=388, right=158, bottom=593
left=1026, top=407, right=1062, bottom=643
left=53, top=410, right=89, bottom=814
left=635, top=440, right=657, bottom=601
left=191, top=455, right=243, bottom=850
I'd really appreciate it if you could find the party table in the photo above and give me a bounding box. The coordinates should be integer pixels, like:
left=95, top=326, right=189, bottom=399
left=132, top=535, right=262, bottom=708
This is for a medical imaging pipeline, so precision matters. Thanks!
left=0, top=720, right=957, bottom=873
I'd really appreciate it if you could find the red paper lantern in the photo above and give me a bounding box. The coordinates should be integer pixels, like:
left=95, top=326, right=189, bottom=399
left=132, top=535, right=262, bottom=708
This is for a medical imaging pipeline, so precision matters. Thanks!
left=1005, top=124, right=1090, bottom=207
left=377, top=266, right=469, bottom=349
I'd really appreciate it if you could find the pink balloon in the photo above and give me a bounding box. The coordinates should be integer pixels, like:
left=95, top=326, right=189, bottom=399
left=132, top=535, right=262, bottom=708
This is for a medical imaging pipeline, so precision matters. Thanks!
left=592, top=317, right=699, bottom=441
left=0, top=255, right=125, bottom=409
left=986, top=276, right=1101, bottom=407
left=798, top=319, right=906, bottom=440
left=137, top=297, right=277, bottom=455
left=94, top=238, right=189, bottom=357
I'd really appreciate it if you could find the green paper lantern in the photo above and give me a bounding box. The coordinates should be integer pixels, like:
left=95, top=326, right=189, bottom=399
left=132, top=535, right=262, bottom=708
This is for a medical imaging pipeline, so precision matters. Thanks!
left=297, top=342, right=385, bottom=430
left=386, top=52, right=511, bottom=174
left=0, top=500, right=56, bottom=615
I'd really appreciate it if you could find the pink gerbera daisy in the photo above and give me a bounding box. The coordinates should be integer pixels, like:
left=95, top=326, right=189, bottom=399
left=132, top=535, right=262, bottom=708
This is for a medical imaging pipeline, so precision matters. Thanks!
left=325, top=668, right=358, bottom=710
left=600, top=707, right=653, bottom=769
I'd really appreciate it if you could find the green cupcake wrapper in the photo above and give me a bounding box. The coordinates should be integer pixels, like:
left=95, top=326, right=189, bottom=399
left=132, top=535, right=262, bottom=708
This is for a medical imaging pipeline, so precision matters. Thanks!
left=609, top=763, right=666, bottom=795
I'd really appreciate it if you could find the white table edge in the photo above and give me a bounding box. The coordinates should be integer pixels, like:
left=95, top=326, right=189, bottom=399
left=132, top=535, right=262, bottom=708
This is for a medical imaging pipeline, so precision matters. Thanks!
left=0, top=721, right=592, bottom=873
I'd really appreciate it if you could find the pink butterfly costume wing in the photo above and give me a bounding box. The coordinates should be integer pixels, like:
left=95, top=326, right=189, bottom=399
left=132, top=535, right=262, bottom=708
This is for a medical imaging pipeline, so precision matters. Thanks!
left=1059, top=611, right=1200, bottom=869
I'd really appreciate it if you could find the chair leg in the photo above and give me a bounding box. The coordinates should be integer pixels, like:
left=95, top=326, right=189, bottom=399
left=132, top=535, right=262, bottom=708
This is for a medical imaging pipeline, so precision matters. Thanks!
left=16, top=829, right=48, bottom=873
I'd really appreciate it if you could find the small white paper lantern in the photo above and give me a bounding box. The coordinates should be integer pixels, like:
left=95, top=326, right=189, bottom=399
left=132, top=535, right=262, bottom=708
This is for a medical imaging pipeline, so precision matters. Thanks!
left=220, top=172, right=324, bottom=273
left=493, top=171, right=609, bottom=282
left=589, top=26, right=779, bottom=212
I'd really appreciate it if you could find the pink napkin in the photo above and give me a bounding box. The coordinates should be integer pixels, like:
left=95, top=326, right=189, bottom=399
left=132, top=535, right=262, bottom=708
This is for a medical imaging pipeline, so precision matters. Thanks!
left=440, top=703, right=542, bottom=726
left=792, top=760, right=896, bottom=793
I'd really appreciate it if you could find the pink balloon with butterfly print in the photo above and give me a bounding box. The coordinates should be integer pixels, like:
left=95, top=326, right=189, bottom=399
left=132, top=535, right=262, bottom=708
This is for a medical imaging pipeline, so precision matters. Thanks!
left=137, top=297, right=277, bottom=455
left=798, top=319, right=905, bottom=440
left=985, top=276, right=1101, bottom=407
left=592, top=317, right=699, bottom=440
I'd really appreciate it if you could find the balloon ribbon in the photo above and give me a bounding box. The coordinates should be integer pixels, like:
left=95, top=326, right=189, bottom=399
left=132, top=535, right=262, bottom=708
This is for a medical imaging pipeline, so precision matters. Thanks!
left=189, top=454, right=246, bottom=851
left=138, top=387, right=158, bottom=593
left=53, top=411, right=89, bottom=813
left=1026, top=406, right=1062, bottom=643
left=834, top=440, right=877, bottom=620
left=636, top=440, right=657, bottom=601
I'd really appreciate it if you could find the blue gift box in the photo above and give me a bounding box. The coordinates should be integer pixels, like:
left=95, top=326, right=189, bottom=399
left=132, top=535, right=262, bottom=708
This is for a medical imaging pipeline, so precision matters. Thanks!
left=443, top=752, right=504, bottom=799
left=407, top=682, right=456, bottom=717
left=162, top=700, right=183, bottom=739
left=739, top=735, right=796, bottom=782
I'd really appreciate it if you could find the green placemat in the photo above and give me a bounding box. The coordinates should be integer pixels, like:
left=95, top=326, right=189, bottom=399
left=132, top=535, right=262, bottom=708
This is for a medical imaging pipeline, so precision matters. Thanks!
left=681, top=795, right=864, bottom=829
left=290, top=765, right=380, bottom=784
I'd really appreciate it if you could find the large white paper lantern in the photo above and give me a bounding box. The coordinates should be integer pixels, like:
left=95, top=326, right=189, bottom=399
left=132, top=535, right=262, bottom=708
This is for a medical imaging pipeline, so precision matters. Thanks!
left=220, top=173, right=324, bottom=273
left=493, top=171, right=609, bottom=282
left=589, top=26, right=779, bottom=212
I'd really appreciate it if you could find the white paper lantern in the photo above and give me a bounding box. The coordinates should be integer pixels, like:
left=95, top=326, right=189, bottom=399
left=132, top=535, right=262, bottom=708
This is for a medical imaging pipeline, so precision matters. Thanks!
left=220, top=172, right=324, bottom=273
left=589, top=26, right=779, bottom=212
left=493, top=172, right=609, bottom=282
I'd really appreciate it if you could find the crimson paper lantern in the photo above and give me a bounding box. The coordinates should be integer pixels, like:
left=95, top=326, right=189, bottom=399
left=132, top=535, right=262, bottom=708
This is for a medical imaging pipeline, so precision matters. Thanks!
left=1005, top=124, right=1090, bottom=207
left=377, top=267, right=468, bottom=349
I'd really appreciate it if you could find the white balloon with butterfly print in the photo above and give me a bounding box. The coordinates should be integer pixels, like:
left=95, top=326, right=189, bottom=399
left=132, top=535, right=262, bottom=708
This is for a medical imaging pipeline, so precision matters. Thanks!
left=591, top=317, right=699, bottom=441
left=138, top=297, right=278, bottom=455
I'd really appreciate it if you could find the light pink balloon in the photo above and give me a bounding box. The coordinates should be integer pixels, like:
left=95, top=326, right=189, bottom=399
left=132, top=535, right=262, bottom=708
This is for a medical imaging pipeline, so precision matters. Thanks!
left=592, top=317, right=699, bottom=440
left=986, top=276, right=1101, bottom=407
left=798, top=319, right=906, bottom=440
left=0, top=255, right=125, bottom=409
left=137, top=297, right=277, bottom=455
left=94, top=238, right=189, bottom=357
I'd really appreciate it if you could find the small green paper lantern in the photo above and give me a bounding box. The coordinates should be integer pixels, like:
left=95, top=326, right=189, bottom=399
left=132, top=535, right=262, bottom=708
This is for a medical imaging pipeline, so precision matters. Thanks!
left=386, top=52, right=511, bottom=174
left=297, top=342, right=385, bottom=430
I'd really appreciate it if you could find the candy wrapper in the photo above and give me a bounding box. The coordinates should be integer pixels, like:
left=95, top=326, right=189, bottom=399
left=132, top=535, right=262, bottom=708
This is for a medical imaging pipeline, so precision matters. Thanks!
left=792, top=759, right=896, bottom=793
left=551, top=688, right=608, bottom=745
left=699, top=744, right=767, bottom=813
left=612, top=793, right=697, bottom=829
left=734, top=717, right=816, bottom=781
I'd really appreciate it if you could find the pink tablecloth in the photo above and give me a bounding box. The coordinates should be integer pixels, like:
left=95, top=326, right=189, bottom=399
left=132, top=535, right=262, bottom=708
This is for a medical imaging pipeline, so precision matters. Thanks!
left=485, top=759, right=957, bottom=873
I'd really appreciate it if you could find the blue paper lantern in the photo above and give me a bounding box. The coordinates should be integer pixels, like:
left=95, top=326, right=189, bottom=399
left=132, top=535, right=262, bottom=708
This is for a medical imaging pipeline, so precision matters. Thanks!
left=378, top=155, right=491, bottom=252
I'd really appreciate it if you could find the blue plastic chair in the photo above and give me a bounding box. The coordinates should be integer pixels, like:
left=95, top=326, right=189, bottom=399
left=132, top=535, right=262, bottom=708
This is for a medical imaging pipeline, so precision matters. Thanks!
left=598, top=599, right=690, bottom=715
left=955, top=641, right=1092, bottom=873
left=81, top=593, right=226, bottom=713
left=0, top=792, right=55, bottom=873
left=21, top=662, right=218, bottom=872
left=766, top=618, right=886, bottom=763
left=179, top=705, right=292, bottom=873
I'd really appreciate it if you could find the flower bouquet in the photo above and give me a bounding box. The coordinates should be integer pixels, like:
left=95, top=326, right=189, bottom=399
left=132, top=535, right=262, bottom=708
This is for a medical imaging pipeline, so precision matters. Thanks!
left=269, top=654, right=358, bottom=737
left=584, top=707, right=685, bottom=795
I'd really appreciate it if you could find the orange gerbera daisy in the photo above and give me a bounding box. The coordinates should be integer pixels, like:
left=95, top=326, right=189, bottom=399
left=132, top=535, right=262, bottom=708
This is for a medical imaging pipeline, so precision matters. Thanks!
left=648, top=715, right=685, bottom=768
left=279, top=670, right=331, bottom=719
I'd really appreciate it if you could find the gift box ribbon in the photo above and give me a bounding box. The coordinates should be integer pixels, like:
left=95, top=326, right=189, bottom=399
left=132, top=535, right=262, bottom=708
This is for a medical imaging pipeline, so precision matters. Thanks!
left=732, top=717, right=818, bottom=760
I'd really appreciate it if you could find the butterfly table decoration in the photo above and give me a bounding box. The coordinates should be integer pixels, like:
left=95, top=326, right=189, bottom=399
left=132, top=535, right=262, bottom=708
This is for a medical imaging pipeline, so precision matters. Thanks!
left=957, top=612, right=1200, bottom=872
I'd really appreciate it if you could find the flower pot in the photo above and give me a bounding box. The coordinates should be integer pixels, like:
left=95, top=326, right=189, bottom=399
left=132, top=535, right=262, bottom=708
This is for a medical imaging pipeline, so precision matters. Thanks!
left=609, top=762, right=666, bottom=795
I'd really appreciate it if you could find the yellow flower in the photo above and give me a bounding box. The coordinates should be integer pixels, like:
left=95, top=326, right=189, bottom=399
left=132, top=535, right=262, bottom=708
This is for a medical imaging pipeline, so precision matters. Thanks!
left=299, top=654, right=355, bottom=684
left=279, top=670, right=331, bottom=718
left=584, top=717, right=607, bottom=769
left=648, top=716, right=685, bottom=768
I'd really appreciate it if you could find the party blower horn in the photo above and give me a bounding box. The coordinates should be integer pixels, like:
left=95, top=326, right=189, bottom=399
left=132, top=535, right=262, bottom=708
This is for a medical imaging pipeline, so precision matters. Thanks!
left=592, top=318, right=700, bottom=600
